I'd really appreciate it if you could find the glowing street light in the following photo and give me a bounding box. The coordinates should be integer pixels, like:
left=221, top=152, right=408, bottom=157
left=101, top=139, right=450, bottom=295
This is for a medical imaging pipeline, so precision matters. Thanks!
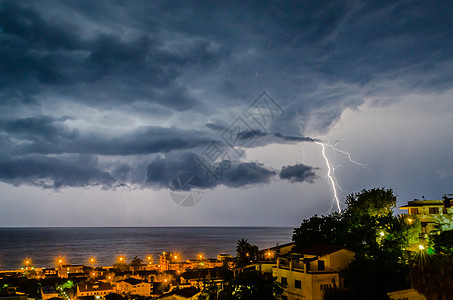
left=57, top=257, right=64, bottom=268
left=418, top=244, right=425, bottom=250
left=380, top=231, right=385, bottom=237
left=24, top=259, right=31, bottom=269
left=118, top=256, right=125, bottom=263
left=89, top=257, right=95, bottom=268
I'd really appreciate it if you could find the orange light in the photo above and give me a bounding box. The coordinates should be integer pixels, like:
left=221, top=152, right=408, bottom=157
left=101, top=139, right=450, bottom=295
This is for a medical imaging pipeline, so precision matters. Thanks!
left=164, top=279, right=167, bottom=283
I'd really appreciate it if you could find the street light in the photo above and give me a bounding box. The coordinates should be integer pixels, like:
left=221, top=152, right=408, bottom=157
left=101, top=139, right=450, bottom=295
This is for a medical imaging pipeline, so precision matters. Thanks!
left=89, top=257, right=95, bottom=268
left=57, top=257, right=64, bottom=268
left=25, top=259, right=30, bottom=269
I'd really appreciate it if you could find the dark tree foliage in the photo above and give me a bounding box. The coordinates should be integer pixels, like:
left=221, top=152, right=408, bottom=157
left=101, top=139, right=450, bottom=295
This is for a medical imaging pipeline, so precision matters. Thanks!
left=235, top=239, right=259, bottom=267
left=208, top=270, right=283, bottom=300
left=292, top=213, right=344, bottom=249
left=409, top=253, right=453, bottom=300
left=430, top=229, right=453, bottom=256
left=130, top=256, right=143, bottom=272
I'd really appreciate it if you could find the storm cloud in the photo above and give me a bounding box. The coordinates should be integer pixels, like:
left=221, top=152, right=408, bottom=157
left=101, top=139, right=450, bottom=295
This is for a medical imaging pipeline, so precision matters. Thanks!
left=280, top=164, right=318, bottom=184
left=0, top=0, right=452, bottom=207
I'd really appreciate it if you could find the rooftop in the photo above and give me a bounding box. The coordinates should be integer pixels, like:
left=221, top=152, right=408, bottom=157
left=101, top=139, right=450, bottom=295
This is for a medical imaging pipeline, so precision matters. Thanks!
left=399, top=199, right=443, bottom=208
left=296, top=245, right=347, bottom=256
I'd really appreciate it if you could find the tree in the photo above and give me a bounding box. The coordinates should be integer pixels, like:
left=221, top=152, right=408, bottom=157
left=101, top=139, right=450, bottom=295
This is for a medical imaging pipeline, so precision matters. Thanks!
left=208, top=270, right=283, bottom=300
left=235, top=239, right=259, bottom=267
left=292, top=213, right=344, bottom=250
left=130, top=256, right=143, bottom=272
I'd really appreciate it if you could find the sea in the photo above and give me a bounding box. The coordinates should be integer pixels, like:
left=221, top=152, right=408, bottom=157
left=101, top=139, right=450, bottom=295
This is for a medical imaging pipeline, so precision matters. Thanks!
left=0, top=227, right=293, bottom=271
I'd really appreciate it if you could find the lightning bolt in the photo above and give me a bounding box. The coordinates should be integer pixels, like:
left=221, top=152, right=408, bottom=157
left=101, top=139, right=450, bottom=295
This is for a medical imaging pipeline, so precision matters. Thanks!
left=316, top=141, right=342, bottom=213
left=323, top=143, right=371, bottom=172
left=313, top=140, right=370, bottom=213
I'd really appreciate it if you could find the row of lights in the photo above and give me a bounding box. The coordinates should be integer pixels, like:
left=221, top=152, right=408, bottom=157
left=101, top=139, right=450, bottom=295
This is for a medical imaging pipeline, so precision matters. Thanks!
left=23, top=255, right=156, bottom=268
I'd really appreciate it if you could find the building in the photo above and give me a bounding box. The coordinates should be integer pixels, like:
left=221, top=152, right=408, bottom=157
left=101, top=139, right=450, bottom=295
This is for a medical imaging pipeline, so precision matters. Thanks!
left=185, top=259, right=223, bottom=270
left=76, top=282, right=114, bottom=299
left=115, top=278, right=152, bottom=296
left=260, top=242, right=295, bottom=260
left=40, top=286, right=60, bottom=300
left=272, top=245, right=354, bottom=300
left=216, top=254, right=233, bottom=261
left=387, top=289, right=427, bottom=300
left=399, top=195, right=453, bottom=234
left=59, top=265, right=85, bottom=278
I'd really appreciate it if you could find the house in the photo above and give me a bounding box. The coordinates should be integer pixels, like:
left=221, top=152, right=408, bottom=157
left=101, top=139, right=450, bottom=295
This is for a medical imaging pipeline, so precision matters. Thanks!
left=42, top=268, right=58, bottom=278
left=260, top=242, right=295, bottom=260
left=272, top=245, right=354, bottom=300
left=59, top=265, right=85, bottom=278
left=76, top=282, right=114, bottom=299
left=180, top=268, right=225, bottom=288
left=387, top=288, right=427, bottom=300
left=115, top=278, right=152, bottom=296
left=399, top=195, right=453, bottom=234
left=40, top=286, right=60, bottom=300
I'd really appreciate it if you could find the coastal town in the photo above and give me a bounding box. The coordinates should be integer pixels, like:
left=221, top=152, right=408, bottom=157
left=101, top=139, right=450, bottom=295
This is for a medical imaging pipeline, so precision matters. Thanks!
left=1, top=191, right=453, bottom=300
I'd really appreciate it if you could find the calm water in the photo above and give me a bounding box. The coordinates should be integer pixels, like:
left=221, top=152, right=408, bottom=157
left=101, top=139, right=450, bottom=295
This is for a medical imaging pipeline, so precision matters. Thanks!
left=0, top=227, right=293, bottom=271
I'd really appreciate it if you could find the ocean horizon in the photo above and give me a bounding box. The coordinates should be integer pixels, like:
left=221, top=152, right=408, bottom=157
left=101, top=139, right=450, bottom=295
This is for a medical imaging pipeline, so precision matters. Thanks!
left=0, top=226, right=293, bottom=271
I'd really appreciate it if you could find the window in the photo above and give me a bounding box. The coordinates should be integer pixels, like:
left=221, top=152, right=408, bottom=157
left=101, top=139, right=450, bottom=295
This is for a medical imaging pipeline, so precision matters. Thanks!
left=281, top=296, right=288, bottom=300
left=409, top=208, right=418, bottom=215
left=318, top=260, right=325, bottom=271
left=281, top=277, right=287, bottom=285
left=320, top=284, right=332, bottom=291
left=295, top=280, right=301, bottom=289
left=429, top=207, right=439, bottom=214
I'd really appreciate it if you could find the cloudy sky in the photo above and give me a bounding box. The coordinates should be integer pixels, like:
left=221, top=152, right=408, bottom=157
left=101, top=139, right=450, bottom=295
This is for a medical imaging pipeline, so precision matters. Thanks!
left=1, top=0, right=452, bottom=226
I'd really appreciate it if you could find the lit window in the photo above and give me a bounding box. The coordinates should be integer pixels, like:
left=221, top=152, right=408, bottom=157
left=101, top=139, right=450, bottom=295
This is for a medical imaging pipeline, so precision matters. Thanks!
left=409, top=208, right=418, bottom=214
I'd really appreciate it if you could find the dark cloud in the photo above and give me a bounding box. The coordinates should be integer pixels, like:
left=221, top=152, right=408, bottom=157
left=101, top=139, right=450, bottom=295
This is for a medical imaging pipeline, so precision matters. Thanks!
left=280, top=164, right=318, bottom=184
left=145, top=152, right=276, bottom=189
left=236, top=130, right=318, bottom=147
left=0, top=154, right=115, bottom=189
left=0, top=116, right=213, bottom=156
left=0, top=0, right=452, bottom=192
